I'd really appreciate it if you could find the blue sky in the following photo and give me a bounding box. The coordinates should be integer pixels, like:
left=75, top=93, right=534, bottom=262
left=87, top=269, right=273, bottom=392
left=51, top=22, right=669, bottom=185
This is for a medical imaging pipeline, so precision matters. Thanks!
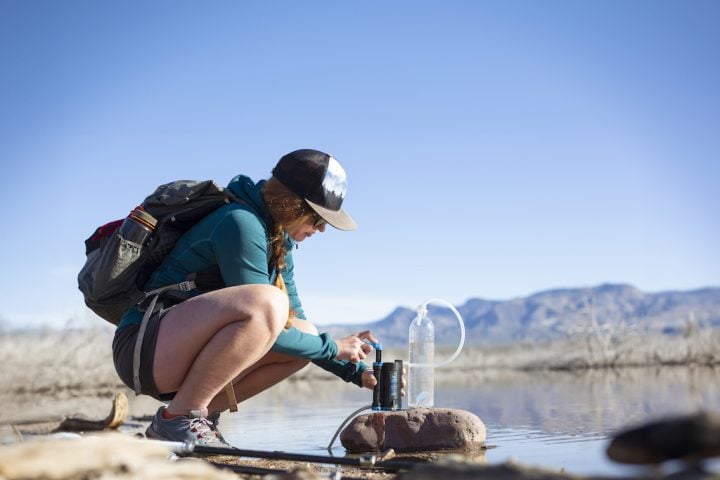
left=1, top=1, right=718, bottom=329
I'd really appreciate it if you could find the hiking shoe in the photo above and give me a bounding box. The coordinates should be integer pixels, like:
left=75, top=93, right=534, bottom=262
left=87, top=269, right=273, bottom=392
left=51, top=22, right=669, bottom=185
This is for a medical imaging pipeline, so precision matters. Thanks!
left=145, top=407, right=229, bottom=447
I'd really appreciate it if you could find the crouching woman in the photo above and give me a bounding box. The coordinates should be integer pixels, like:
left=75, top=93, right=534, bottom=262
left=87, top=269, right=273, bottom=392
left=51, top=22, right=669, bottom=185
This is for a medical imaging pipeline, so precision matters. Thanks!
left=112, top=149, right=377, bottom=446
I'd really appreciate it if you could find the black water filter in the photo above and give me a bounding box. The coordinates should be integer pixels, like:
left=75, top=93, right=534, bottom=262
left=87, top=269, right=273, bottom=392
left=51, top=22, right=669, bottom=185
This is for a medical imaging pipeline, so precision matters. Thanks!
left=369, top=340, right=403, bottom=411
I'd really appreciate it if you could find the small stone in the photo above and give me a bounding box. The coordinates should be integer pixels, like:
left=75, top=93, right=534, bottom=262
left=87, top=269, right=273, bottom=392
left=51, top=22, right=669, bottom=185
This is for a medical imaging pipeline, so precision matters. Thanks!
left=340, top=408, right=486, bottom=453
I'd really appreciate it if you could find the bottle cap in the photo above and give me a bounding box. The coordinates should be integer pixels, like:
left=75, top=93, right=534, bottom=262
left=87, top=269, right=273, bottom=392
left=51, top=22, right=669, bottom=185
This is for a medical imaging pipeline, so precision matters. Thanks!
left=130, top=207, right=158, bottom=230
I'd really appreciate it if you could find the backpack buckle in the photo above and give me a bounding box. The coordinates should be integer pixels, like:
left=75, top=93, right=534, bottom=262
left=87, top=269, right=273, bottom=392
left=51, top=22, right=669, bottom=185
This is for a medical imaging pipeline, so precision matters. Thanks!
left=177, top=280, right=197, bottom=292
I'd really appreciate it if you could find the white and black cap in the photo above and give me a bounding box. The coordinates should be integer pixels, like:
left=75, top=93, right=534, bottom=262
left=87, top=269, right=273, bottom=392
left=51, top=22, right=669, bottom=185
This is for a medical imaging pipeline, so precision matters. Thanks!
left=271, top=149, right=357, bottom=231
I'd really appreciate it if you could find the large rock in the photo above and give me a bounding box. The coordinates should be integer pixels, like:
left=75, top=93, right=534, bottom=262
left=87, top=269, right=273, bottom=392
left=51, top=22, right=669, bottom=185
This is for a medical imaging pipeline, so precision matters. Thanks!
left=340, top=408, right=486, bottom=453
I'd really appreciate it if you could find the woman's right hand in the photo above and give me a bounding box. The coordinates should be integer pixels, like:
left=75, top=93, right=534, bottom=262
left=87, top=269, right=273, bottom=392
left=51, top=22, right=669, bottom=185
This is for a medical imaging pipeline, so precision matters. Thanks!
left=334, top=330, right=378, bottom=363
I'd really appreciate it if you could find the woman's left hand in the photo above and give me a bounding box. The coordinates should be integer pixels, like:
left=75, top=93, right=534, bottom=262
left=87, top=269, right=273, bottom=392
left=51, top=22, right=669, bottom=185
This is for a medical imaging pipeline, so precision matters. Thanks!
left=359, top=366, right=408, bottom=395
left=360, top=369, right=377, bottom=390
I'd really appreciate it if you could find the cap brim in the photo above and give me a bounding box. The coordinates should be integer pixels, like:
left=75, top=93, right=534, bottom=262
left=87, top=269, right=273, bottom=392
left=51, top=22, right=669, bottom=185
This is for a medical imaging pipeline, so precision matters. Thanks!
left=305, top=199, right=357, bottom=231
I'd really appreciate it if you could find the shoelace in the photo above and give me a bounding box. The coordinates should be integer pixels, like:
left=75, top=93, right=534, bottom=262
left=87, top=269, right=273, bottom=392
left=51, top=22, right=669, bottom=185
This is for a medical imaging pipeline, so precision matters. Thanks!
left=207, top=414, right=229, bottom=445
left=208, top=412, right=221, bottom=431
left=189, top=417, right=218, bottom=442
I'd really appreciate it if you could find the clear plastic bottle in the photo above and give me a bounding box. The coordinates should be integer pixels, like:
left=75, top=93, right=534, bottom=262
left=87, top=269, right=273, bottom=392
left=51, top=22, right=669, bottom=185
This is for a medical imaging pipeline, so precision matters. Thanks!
left=408, top=305, right=435, bottom=407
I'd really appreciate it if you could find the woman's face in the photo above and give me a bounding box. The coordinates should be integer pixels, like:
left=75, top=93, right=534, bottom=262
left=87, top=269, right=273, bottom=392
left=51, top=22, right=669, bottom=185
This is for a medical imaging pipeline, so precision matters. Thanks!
left=286, top=215, right=327, bottom=242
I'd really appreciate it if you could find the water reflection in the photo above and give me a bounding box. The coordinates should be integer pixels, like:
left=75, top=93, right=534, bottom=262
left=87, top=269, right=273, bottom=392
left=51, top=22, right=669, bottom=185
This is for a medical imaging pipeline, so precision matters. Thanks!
left=220, top=365, right=720, bottom=476
left=440, top=365, right=720, bottom=436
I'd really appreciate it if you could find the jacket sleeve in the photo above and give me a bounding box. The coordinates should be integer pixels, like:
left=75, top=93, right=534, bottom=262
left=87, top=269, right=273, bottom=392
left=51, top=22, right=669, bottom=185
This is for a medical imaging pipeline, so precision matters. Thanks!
left=271, top=329, right=337, bottom=359
left=312, top=359, right=369, bottom=387
left=270, top=327, right=368, bottom=385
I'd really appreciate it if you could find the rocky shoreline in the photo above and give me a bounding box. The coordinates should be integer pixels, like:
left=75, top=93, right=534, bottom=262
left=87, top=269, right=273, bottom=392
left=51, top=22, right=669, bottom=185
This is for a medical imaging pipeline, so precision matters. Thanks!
left=2, top=432, right=719, bottom=479
left=2, top=329, right=719, bottom=479
left=2, top=391, right=719, bottom=480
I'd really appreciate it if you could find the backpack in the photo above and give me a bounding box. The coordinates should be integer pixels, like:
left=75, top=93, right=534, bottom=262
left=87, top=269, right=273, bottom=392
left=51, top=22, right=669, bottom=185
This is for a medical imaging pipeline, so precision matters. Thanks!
left=78, top=180, right=238, bottom=325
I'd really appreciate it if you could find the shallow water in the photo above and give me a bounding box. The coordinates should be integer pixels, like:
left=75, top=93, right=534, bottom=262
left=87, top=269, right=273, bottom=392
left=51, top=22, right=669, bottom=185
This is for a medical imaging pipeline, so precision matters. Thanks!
left=220, top=365, right=720, bottom=476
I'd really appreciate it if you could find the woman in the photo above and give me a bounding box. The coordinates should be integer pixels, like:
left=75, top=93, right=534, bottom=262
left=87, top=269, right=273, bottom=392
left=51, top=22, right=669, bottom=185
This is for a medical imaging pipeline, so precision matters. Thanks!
left=112, top=149, right=377, bottom=446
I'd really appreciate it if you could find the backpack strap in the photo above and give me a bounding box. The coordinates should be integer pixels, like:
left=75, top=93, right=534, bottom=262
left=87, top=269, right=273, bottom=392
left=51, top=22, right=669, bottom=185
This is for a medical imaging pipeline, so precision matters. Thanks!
left=131, top=280, right=196, bottom=396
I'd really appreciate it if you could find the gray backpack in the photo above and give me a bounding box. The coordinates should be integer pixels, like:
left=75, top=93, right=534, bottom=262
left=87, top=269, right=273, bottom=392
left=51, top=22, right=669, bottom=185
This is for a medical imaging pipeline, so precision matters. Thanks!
left=78, top=180, right=237, bottom=325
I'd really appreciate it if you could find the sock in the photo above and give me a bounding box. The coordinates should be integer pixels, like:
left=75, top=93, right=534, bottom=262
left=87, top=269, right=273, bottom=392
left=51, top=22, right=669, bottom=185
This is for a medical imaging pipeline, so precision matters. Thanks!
left=162, top=408, right=184, bottom=420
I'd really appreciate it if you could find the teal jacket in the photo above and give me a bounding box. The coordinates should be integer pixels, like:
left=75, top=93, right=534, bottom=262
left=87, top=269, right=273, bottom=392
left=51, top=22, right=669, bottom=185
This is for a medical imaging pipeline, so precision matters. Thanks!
left=118, top=175, right=367, bottom=386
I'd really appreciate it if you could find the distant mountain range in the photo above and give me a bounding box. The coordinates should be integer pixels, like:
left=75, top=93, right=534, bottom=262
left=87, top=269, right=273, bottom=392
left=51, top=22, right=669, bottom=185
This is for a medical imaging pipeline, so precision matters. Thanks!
left=322, top=284, right=720, bottom=346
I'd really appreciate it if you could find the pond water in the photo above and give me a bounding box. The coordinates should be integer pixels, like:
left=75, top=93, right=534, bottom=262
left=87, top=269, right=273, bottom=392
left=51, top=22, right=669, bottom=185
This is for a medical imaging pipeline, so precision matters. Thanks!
left=220, top=365, right=720, bottom=477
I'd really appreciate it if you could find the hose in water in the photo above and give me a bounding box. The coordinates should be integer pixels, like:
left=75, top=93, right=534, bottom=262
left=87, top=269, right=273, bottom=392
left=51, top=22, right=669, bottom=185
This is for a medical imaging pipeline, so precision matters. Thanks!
left=327, top=404, right=372, bottom=453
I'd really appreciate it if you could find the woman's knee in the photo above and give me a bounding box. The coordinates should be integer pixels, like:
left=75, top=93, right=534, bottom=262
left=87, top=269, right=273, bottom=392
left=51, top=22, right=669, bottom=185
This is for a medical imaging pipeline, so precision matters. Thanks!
left=241, top=284, right=289, bottom=336
left=188, top=284, right=288, bottom=336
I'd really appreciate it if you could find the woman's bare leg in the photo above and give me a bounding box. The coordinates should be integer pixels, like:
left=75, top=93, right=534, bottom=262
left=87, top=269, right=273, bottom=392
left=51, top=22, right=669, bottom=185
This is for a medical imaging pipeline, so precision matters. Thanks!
left=207, top=317, right=318, bottom=412
left=152, top=284, right=289, bottom=415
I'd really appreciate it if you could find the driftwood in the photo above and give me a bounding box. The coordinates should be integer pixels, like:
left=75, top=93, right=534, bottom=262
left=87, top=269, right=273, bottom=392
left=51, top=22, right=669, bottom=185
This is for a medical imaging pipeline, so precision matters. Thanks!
left=54, top=392, right=128, bottom=432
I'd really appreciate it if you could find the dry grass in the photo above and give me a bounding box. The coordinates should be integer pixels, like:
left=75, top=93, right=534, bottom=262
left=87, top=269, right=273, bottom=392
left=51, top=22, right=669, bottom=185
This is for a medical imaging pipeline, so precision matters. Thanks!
left=459, top=326, right=720, bottom=372
left=0, top=328, right=119, bottom=396
left=1, top=326, right=718, bottom=398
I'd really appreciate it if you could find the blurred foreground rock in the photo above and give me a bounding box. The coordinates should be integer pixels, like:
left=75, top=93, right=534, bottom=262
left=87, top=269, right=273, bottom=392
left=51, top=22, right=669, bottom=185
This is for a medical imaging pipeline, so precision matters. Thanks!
left=607, top=411, right=720, bottom=465
left=396, top=456, right=720, bottom=479
left=0, top=433, right=236, bottom=480
left=398, top=457, right=588, bottom=480
left=340, top=407, right=486, bottom=453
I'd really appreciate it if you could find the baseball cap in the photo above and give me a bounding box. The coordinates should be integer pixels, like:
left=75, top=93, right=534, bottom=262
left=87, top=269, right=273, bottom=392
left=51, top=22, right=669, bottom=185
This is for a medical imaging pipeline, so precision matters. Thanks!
left=271, top=149, right=357, bottom=231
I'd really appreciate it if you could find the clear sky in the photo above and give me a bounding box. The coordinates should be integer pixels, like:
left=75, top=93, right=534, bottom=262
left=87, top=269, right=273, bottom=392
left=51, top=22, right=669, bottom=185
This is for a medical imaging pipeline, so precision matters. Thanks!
left=1, top=1, right=718, bottom=330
